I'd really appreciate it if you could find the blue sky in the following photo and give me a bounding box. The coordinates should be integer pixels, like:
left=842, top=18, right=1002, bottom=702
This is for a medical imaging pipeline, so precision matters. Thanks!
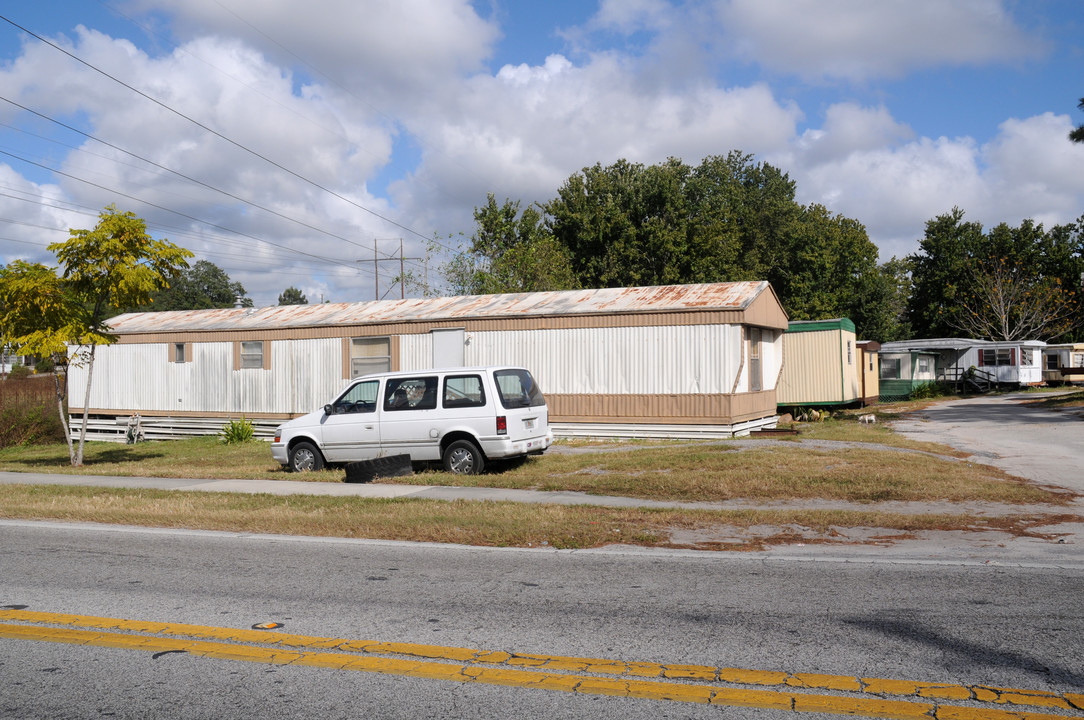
left=0, top=0, right=1082, bottom=306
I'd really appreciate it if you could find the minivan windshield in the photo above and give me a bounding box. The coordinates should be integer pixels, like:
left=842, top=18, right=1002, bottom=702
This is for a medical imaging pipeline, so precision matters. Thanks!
left=493, top=369, right=545, bottom=408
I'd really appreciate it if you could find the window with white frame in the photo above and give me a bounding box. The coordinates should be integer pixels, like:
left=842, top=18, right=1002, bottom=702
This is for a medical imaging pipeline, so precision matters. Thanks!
left=847, top=340, right=853, bottom=365
left=351, top=337, right=391, bottom=378
left=917, top=356, right=931, bottom=374
left=880, top=357, right=901, bottom=379
left=240, top=340, right=264, bottom=369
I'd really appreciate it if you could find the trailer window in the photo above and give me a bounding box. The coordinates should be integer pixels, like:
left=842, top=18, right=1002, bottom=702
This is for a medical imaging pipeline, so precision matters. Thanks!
left=880, top=357, right=901, bottom=379
left=980, top=349, right=1013, bottom=366
left=351, top=337, right=391, bottom=378
left=240, top=341, right=264, bottom=369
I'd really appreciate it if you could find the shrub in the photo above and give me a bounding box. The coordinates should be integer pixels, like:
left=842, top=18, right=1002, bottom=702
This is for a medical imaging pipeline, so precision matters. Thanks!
left=7, top=364, right=31, bottom=380
left=909, top=382, right=949, bottom=400
left=35, top=357, right=55, bottom=374
left=221, top=417, right=255, bottom=444
left=0, top=378, right=67, bottom=447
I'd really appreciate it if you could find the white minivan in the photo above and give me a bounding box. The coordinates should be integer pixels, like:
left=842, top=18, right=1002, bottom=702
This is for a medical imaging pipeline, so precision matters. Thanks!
left=271, top=366, right=553, bottom=474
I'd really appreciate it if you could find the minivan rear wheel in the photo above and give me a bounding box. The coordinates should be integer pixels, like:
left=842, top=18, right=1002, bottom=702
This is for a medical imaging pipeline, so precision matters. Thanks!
left=443, top=439, right=485, bottom=475
left=289, top=441, right=324, bottom=472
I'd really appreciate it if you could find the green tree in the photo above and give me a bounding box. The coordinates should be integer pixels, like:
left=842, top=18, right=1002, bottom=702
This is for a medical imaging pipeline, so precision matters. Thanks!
left=906, top=208, right=985, bottom=338
left=542, top=151, right=883, bottom=328
left=5, top=206, right=193, bottom=466
left=150, top=259, right=250, bottom=310
left=278, top=286, right=308, bottom=305
left=846, top=257, right=912, bottom=342
left=909, top=209, right=1084, bottom=341
left=0, top=260, right=84, bottom=459
left=1070, top=97, right=1084, bottom=143
left=444, top=194, right=577, bottom=295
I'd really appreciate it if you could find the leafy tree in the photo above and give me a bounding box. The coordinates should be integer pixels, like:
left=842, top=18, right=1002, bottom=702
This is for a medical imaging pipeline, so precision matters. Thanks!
left=1070, top=97, right=1084, bottom=144
left=150, top=259, right=250, bottom=310
left=906, top=208, right=985, bottom=338
left=2, top=206, right=192, bottom=465
left=846, top=257, right=912, bottom=342
left=443, top=194, right=578, bottom=295
left=910, top=209, right=1084, bottom=341
left=542, top=152, right=882, bottom=329
left=278, top=286, right=308, bottom=305
left=949, top=256, right=1081, bottom=341
left=0, top=260, right=83, bottom=459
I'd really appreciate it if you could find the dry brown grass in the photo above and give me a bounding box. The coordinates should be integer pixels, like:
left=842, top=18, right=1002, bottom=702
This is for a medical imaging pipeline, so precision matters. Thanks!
left=0, top=430, right=1071, bottom=506
left=402, top=443, right=1067, bottom=505
left=0, top=484, right=1071, bottom=551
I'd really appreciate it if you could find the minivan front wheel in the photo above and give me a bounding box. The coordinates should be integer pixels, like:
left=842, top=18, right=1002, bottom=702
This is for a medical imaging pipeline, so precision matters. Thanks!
left=443, top=439, right=485, bottom=475
left=289, top=441, right=325, bottom=472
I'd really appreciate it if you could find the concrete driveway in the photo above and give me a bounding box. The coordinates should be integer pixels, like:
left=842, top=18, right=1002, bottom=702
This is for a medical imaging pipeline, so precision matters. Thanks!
left=891, top=391, right=1084, bottom=495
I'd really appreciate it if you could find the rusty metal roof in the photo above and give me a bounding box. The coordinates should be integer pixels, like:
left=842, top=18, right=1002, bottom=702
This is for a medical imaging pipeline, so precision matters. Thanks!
left=105, top=281, right=773, bottom=334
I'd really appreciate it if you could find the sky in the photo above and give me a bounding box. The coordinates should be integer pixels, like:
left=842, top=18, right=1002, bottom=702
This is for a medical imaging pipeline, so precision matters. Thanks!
left=0, top=0, right=1082, bottom=307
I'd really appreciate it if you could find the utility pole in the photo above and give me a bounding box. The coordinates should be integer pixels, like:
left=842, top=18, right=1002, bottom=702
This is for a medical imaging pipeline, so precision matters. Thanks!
left=360, top=238, right=423, bottom=300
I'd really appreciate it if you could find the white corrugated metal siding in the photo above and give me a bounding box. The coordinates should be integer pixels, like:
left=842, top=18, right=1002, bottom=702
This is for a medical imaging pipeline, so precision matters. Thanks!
left=70, top=338, right=348, bottom=415
left=462, top=325, right=743, bottom=395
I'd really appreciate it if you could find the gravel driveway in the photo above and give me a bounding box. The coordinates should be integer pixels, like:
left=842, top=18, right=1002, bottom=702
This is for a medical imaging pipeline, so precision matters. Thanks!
left=890, top=391, right=1084, bottom=495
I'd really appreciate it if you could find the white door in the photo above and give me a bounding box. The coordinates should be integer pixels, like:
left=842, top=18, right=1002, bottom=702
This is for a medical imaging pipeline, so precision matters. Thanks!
left=432, top=328, right=465, bottom=368
left=320, top=379, right=381, bottom=462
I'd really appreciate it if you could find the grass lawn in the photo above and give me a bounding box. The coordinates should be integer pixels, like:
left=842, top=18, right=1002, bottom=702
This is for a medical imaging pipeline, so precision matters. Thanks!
left=0, top=395, right=1079, bottom=550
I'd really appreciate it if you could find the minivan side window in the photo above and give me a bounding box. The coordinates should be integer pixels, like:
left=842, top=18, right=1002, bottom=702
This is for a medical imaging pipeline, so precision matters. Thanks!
left=332, top=379, right=378, bottom=414
left=443, top=375, right=486, bottom=408
left=384, top=376, right=438, bottom=411
left=493, top=369, right=545, bottom=408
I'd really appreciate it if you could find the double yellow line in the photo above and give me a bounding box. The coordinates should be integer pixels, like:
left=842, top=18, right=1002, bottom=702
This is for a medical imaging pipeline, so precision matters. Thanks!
left=1, top=609, right=1081, bottom=719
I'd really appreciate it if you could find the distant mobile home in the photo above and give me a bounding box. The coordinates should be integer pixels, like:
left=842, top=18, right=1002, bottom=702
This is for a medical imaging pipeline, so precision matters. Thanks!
left=878, top=338, right=1046, bottom=399
left=1043, top=343, right=1084, bottom=385
left=775, top=318, right=878, bottom=408
left=69, top=282, right=789, bottom=440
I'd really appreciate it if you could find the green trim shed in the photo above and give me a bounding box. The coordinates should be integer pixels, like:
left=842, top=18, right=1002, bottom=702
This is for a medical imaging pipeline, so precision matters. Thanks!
left=776, top=318, right=868, bottom=407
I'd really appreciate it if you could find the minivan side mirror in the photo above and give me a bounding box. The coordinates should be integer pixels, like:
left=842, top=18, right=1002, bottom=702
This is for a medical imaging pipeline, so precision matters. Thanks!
left=324, top=404, right=334, bottom=416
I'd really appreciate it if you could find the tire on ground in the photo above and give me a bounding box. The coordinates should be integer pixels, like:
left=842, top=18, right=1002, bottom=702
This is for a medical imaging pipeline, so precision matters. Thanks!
left=442, top=439, right=485, bottom=475
left=289, top=441, right=325, bottom=472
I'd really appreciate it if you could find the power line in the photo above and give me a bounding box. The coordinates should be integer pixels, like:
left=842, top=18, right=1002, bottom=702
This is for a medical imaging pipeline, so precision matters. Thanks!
left=0, top=95, right=384, bottom=254
left=0, top=13, right=435, bottom=245
left=0, top=147, right=361, bottom=273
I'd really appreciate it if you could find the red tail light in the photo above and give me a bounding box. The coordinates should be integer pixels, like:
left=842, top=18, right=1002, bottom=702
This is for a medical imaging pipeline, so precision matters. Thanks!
left=496, top=416, right=507, bottom=435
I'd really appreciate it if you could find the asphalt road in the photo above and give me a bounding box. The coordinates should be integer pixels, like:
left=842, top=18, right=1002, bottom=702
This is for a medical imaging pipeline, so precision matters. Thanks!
left=891, top=391, right=1084, bottom=494
left=2, top=520, right=1083, bottom=719
left=2, top=391, right=1083, bottom=718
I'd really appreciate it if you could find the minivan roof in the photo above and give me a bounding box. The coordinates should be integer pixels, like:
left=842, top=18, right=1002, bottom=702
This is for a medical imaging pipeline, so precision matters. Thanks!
left=353, top=366, right=530, bottom=381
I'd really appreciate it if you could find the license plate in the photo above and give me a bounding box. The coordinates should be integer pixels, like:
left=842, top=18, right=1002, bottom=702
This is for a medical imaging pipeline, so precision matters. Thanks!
left=524, top=418, right=535, bottom=430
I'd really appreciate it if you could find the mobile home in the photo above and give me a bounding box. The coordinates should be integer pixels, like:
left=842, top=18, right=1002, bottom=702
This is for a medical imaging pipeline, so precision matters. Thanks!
left=69, top=282, right=789, bottom=440
left=1043, top=343, right=1084, bottom=385
left=878, top=338, right=1045, bottom=399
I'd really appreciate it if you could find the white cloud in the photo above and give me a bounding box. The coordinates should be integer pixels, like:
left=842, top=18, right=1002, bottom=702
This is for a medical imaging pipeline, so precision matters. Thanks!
left=124, top=0, right=500, bottom=102
left=589, top=0, right=674, bottom=34
left=795, top=103, right=914, bottom=163
left=789, top=109, right=1084, bottom=261
left=715, top=0, right=1046, bottom=81
left=390, top=51, right=801, bottom=236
